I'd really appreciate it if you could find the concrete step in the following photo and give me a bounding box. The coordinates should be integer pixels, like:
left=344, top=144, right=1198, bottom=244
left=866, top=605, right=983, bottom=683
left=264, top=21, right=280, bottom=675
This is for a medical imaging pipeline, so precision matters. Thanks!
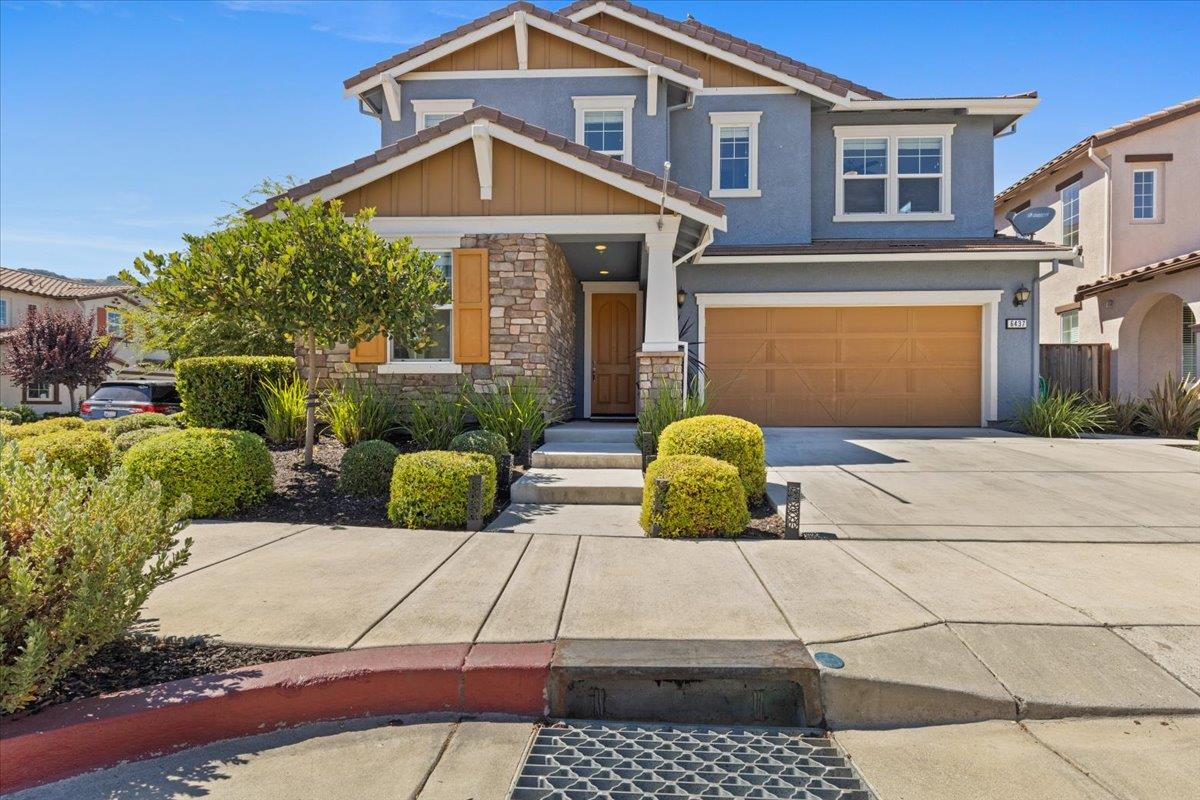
left=544, top=422, right=636, bottom=445
left=485, top=504, right=644, bottom=536
left=532, top=442, right=642, bottom=469
left=510, top=468, right=644, bottom=505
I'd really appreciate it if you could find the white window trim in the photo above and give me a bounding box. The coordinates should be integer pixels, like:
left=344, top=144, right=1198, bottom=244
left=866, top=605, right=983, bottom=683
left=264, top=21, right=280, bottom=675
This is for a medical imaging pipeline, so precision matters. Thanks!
left=833, top=123, right=955, bottom=222
left=384, top=248, right=459, bottom=373
left=1130, top=166, right=1162, bottom=224
left=709, top=111, right=762, bottom=198
left=410, top=98, right=474, bottom=129
left=1060, top=177, right=1081, bottom=246
left=0, top=298, right=8, bottom=328
left=573, top=95, right=635, bottom=163
left=1060, top=309, right=1080, bottom=344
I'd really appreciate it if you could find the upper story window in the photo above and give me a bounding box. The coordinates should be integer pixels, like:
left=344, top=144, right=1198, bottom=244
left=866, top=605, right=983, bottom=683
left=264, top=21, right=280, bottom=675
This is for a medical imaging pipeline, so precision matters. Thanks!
left=0, top=298, right=8, bottom=328
left=709, top=111, right=761, bottom=198
left=1060, top=178, right=1081, bottom=246
left=410, top=99, right=473, bottom=130
left=391, top=251, right=452, bottom=362
left=105, top=308, right=124, bottom=338
left=1132, top=168, right=1158, bottom=221
left=834, top=124, right=954, bottom=222
left=1060, top=309, right=1080, bottom=344
left=573, top=96, right=635, bottom=163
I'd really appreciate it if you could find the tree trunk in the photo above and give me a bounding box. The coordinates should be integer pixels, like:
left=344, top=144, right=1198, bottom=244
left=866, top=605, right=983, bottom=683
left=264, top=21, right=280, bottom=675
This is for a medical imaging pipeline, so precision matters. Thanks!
left=67, top=386, right=77, bottom=414
left=304, top=329, right=318, bottom=466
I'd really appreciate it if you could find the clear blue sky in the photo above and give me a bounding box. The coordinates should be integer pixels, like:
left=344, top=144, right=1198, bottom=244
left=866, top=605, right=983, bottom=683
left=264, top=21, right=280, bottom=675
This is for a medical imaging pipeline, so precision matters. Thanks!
left=2, top=0, right=1197, bottom=279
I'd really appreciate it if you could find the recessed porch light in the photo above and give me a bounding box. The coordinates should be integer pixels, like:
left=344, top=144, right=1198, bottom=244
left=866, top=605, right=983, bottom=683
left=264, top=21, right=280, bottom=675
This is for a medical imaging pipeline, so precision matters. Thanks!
left=594, top=244, right=607, bottom=252
left=599, top=269, right=610, bottom=276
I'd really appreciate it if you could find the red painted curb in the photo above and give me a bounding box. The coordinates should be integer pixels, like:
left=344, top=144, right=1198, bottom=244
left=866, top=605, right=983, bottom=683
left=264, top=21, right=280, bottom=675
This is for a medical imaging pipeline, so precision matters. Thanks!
left=0, top=641, right=552, bottom=794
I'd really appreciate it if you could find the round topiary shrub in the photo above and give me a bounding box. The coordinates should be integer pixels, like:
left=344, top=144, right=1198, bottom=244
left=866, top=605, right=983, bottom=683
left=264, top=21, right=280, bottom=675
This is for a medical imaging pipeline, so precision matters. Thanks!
left=449, top=429, right=509, bottom=473
left=338, top=439, right=400, bottom=497
left=123, top=428, right=274, bottom=518
left=17, top=428, right=115, bottom=478
left=640, top=454, right=749, bottom=538
left=2, top=416, right=85, bottom=441
left=657, top=414, right=766, bottom=503
left=114, top=426, right=174, bottom=453
left=107, top=412, right=175, bottom=439
left=388, top=450, right=496, bottom=529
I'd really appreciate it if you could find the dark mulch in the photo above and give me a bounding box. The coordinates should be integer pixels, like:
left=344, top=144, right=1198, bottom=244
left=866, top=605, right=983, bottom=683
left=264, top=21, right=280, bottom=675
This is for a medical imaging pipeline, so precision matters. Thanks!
left=7, top=634, right=315, bottom=721
left=743, top=497, right=785, bottom=539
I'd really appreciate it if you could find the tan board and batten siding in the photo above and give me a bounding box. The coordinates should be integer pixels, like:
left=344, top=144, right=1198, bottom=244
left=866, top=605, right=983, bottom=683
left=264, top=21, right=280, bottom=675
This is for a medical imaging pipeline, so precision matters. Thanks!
left=338, top=140, right=658, bottom=218
left=705, top=306, right=982, bottom=426
left=411, top=27, right=626, bottom=72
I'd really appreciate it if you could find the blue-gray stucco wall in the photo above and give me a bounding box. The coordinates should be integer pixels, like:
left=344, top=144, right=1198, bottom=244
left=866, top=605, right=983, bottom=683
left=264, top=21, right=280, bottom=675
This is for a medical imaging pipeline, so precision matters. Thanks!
left=675, top=259, right=1040, bottom=422
left=669, top=94, right=813, bottom=246
left=810, top=111, right=997, bottom=240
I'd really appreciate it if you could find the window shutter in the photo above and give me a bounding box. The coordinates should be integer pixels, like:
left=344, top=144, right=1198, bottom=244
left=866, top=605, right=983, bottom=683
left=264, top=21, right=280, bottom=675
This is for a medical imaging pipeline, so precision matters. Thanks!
left=349, top=334, right=388, bottom=364
left=452, top=248, right=490, bottom=364
left=96, top=307, right=107, bottom=334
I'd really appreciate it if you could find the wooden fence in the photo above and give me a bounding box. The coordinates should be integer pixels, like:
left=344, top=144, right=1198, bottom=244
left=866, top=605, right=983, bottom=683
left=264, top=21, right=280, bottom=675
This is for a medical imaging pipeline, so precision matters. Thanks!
left=1040, top=343, right=1112, bottom=398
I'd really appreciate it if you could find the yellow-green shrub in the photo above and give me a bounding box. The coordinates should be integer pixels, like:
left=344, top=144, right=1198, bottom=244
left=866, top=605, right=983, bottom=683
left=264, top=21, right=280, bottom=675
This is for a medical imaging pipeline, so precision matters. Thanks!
left=2, top=416, right=85, bottom=441
left=640, top=455, right=749, bottom=538
left=17, top=428, right=114, bottom=478
left=388, top=450, right=496, bottom=529
left=657, top=414, right=766, bottom=502
left=107, top=412, right=175, bottom=439
left=123, top=428, right=273, bottom=517
left=114, top=426, right=174, bottom=453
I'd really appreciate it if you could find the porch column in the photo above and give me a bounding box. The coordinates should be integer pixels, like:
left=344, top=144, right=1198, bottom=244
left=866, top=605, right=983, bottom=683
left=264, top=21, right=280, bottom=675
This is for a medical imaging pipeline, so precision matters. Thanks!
left=641, top=228, right=679, bottom=352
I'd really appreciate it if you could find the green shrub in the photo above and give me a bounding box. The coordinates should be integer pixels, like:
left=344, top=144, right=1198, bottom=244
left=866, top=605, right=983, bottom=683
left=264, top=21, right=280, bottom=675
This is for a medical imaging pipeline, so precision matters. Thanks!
left=402, top=390, right=466, bottom=450
left=388, top=450, right=496, bottom=529
left=466, top=378, right=564, bottom=453
left=0, top=410, right=20, bottom=426
left=635, top=379, right=708, bottom=450
left=1104, top=395, right=1145, bottom=435
left=640, top=455, right=749, bottom=538
left=114, top=426, right=174, bottom=453
left=2, top=416, right=85, bottom=441
left=657, top=415, right=766, bottom=503
left=175, top=355, right=296, bottom=431
left=4, top=404, right=37, bottom=424
left=258, top=374, right=307, bottom=444
left=337, top=439, right=400, bottom=497
left=1016, top=390, right=1110, bottom=438
left=322, top=379, right=396, bottom=446
left=17, top=428, right=114, bottom=478
left=1138, top=375, right=1200, bottom=438
left=123, top=428, right=274, bottom=517
left=107, top=412, right=175, bottom=439
left=84, top=417, right=115, bottom=433
left=0, top=443, right=191, bottom=713
left=169, top=410, right=189, bottom=428
left=449, top=429, right=509, bottom=475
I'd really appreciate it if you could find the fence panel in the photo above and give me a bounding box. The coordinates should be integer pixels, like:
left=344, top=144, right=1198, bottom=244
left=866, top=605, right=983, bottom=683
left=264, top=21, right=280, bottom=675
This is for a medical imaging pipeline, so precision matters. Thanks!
left=1040, top=343, right=1112, bottom=398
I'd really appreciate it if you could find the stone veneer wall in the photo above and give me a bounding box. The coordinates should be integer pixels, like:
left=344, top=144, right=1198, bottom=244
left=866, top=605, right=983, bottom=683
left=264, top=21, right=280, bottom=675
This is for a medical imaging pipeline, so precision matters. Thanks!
left=636, top=350, right=684, bottom=411
left=297, top=234, right=577, bottom=416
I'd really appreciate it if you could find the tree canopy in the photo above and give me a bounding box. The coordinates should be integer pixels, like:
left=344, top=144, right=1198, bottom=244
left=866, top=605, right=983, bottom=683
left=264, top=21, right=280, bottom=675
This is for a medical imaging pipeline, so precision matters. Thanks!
left=2, top=308, right=115, bottom=410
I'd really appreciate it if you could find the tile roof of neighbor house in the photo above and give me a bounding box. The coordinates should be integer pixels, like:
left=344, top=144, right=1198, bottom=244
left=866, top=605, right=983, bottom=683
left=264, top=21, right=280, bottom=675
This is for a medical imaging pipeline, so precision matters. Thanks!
left=1074, top=250, right=1200, bottom=301
left=342, top=1, right=700, bottom=90
left=557, top=0, right=889, bottom=100
left=703, top=236, right=1070, bottom=257
left=995, top=97, right=1200, bottom=205
left=0, top=267, right=130, bottom=300
left=248, top=105, right=726, bottom=220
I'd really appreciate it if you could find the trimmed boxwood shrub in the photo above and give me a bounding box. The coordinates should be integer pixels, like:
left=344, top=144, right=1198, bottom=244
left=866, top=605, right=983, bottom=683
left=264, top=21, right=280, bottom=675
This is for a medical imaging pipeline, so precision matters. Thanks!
left=449, top=429, right=509, bottom=474
left=657, top=415, right=767, bottom=503
left=175, top=356, right=296, bottom=431
left=107, top=412, right=175, bottom=439
left=388, top=451, right=496, bottom=529
left=338, top=439, right=400, bottom=497
left=2, top=416, right=85, bottom=441
left=17, top=428, right=114, bottom=478
left=114, top=426, right=174, bottom=453
left=123, top=428, right=274, bottom=518
left=640, top=454, right=749, bottom=538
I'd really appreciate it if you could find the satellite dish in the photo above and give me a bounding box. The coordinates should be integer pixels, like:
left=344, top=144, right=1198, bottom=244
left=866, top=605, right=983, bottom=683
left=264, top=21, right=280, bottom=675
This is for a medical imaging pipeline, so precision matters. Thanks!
left=1006, top=206, right=1056, bottom=238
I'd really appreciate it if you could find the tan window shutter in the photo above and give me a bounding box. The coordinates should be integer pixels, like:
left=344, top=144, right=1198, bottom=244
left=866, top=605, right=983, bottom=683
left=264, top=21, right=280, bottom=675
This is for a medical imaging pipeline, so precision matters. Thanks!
left=452, top=248, right=490, bottom=364
left=349, top=334, right=388, bottom=364
left=96, top=307, right=107, bottom=333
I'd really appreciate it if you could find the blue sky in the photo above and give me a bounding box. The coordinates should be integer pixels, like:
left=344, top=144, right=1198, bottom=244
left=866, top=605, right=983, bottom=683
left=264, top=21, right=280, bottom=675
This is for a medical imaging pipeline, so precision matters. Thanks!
left=2, top=0, right=1197, bottom=279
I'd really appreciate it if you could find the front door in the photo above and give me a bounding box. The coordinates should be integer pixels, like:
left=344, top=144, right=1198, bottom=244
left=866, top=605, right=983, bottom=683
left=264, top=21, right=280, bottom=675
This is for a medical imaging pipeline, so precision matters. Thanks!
left=592, top=292, right=638, bottom=415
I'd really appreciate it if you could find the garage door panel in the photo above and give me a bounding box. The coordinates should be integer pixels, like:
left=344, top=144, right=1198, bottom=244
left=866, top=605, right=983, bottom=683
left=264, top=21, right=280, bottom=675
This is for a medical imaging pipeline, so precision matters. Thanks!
left=912, top=336, right=979, bottom=364
left=912, top=305, right=981, bottom=332
left=773, top=367, right=837, bottom=396
left=708, top=338, right=769, bottom=365
left=841, top=367, right=911, bottom=395
left=840, top=306, right=911, bottom=333
left=839, top=337, right=910, bottom=364
left=771, top=339, right=839, bottom=365
left=707, top=307, right=769, bottom=334
left=769, top=306, right=838, bottom=334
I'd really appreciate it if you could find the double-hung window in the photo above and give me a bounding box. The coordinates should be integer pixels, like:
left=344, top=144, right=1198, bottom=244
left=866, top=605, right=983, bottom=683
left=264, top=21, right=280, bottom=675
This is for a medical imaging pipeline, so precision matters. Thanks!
left=1060, top=310, right=1080, bottom=344
left=709, top=111, right=761, bottom=197
left=391, top=251, right=452, bottom=362
left=410, top=99, right=474, bottom=130
left=0, top=298, right=8, bottom=328
left=1132, top=168, right=1161, bottom=222
left=1060, top=178, right=1080, bottom=246
left=573, top=96, right=635, bottom=163
left=834, top=124, right=954, bottom=221
left=105, top=308, right=124, bottom=338
left=24, top=381, right=52, bottom=402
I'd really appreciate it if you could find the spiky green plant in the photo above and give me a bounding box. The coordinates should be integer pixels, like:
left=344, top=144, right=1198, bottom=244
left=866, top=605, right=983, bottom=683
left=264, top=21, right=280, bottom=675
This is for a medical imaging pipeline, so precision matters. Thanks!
left=635, top=379, right=709, bottom=451
left=1104, top=395, right=1145, bottom=435
left=1137, top=374, right=1200, bottom=438
left=320, top=379, right=396, bottom=446
left=1015, top=390, right=1110, bottom=438
left=258, top=374, right=307, bottom=444
left=466, top=378, right=564, bottom=452
left=402, top=389, right=466, bottom=450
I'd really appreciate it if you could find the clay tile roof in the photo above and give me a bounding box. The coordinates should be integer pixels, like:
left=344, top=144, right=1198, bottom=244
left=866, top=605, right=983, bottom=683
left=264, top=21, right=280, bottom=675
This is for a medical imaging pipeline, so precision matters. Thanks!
left=248, top=105, right=725, bottom=221
left=342, top=1, right=699, bottom=90
left=0, top=267, right=130, bottom=300
left=703, top=236, right=1069, bottom=257
left=557, top=0, right=889, bottom=99
left=1074, top=250, right=1200, bottom=301
left=996, top=97, right=1200, bottom=206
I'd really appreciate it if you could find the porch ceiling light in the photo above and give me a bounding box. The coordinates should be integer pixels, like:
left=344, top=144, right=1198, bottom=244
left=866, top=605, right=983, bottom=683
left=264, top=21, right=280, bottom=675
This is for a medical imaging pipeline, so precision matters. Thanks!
left=1013, top=284, right=1031, bottom=307
left=599, top=269, right=610, bottom=276
left=594, top=244, right=607, bottom=252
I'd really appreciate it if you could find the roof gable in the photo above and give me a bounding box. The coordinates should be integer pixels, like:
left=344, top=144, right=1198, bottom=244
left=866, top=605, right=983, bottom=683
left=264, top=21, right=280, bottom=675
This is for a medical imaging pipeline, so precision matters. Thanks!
left=0, top=268, right=129, bottom=300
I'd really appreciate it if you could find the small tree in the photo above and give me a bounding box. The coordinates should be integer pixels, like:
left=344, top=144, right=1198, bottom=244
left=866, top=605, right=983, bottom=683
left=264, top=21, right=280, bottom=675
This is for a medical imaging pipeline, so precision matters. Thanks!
left=2, top=308, right=115, bottom=411
left=124, top=198, right=447, bottom=465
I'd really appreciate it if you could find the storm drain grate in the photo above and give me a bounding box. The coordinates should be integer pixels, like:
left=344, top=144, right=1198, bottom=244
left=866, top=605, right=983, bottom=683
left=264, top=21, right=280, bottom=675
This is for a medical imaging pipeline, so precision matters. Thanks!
left=509, top=721, right=874, bottom=799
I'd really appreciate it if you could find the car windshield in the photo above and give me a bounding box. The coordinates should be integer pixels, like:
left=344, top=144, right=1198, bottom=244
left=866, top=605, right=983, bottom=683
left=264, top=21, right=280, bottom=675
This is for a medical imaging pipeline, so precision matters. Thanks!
left=89, top=385, right=152, bottom=402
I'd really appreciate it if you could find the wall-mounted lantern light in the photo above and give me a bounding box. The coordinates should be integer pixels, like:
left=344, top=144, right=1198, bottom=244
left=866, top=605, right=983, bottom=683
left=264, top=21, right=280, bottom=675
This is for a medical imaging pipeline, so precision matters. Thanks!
left=677, top=288, right=687, bottom=307
left=1012, top=285, right=1031, bottom=307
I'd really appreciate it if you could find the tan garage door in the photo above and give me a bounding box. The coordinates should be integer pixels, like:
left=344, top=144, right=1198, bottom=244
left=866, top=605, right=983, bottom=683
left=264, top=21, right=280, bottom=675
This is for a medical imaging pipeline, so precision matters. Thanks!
left=704, top=305, right=982, bottom=426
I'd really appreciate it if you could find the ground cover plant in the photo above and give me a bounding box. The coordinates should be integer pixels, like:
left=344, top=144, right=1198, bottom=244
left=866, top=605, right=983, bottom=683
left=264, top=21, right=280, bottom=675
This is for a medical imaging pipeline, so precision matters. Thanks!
left=1016, top=390, right=1110, bottom=438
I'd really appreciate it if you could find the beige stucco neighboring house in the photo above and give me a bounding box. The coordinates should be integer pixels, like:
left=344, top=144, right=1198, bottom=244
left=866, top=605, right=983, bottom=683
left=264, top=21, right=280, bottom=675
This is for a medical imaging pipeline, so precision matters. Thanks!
left=995, top=98, right=1200, bottom=396
left=0, top=268, right=170, bottom=414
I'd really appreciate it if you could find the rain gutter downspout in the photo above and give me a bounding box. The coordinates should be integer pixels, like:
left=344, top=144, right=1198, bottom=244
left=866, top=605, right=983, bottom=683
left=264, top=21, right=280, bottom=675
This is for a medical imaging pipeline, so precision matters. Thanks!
left=1087, top=141, right=1112, bottom=276
left=665, top=89, right=694, bottom=165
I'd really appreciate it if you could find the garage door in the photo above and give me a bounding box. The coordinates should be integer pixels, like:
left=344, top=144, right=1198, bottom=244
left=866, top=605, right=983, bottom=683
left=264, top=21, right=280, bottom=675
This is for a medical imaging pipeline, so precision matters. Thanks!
left=704, top=305, right=982, bottom=426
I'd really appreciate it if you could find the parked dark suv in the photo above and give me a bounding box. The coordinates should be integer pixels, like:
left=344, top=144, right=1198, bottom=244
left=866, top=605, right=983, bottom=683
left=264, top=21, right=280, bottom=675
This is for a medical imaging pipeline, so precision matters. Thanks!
left=79, top=381, right=181, bottom=420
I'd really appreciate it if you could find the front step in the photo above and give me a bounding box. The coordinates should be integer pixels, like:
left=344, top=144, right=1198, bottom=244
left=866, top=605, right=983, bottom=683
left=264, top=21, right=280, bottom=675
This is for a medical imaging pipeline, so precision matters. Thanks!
left=510, top=468, right=644, bottom=505
left=544, top=422, right=635, bottom=445
left=532, top=441, right=642, bottom=469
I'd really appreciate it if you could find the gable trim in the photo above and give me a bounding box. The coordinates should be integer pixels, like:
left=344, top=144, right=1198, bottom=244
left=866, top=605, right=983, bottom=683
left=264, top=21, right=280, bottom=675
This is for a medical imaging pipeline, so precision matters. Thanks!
left=402, top=67, right=644, bottom=81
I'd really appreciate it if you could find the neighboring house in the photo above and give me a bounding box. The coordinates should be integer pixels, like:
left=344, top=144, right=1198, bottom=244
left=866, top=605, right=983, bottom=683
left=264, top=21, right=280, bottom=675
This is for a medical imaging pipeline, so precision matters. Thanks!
left=995, top=99, right=1199, bottom=397
left=252, top=0, right=1074, bottom=427
left=0, top=268, right=170, bottom=413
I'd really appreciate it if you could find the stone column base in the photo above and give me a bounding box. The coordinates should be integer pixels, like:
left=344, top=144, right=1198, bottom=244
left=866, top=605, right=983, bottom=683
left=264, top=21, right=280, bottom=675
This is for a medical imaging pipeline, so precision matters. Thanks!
left=636, top=350, right=685, bottom=412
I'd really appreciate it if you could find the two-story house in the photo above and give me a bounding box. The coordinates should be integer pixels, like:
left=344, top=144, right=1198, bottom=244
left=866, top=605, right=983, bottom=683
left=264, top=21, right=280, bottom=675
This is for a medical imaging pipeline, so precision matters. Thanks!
left=251, top=0, right=1073, bottom=427
left=0, top=268, right=169, bottom=413
left=995, top=98, right=1199, bottom=398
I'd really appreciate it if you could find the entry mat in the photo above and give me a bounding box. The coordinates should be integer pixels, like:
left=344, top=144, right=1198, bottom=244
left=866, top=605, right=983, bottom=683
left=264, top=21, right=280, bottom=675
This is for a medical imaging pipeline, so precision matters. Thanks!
left=509, top=721, right=874, bottom=799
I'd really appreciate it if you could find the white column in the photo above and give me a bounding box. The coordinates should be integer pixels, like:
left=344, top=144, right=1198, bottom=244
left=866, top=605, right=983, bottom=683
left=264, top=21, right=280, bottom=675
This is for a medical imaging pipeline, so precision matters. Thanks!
left=642, top=227, right=680, bottom=351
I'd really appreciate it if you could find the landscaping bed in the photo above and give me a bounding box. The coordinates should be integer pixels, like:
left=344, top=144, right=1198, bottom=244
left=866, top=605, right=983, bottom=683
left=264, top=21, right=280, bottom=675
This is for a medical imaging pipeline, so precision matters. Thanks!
left=744, top=498, right=785, bottom=538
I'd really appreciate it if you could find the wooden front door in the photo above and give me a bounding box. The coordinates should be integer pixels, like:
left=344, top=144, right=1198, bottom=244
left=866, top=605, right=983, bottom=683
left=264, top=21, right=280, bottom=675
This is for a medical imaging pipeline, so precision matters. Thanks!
left=591, top=293, right=638, bottom=415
